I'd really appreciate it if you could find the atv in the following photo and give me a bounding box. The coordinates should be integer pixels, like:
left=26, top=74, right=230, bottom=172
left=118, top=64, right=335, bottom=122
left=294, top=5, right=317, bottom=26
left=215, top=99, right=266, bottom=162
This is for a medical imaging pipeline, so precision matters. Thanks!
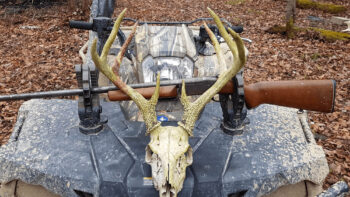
left=0, top=0, right=348, bottom=196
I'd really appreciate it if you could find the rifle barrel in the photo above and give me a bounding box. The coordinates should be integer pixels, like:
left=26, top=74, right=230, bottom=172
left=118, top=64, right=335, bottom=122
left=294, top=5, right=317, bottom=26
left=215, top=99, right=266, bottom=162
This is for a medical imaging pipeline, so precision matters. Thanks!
left=0, top=77, right=218, bottom=101
left=0, top=89, right=83, bottom=101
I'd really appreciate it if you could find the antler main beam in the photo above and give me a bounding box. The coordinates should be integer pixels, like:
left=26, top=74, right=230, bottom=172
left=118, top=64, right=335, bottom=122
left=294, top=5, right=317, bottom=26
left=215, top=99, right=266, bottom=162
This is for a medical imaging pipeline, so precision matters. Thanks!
left=178, top=8, right=246, bottom=136
left=91, top=8, right=161, bottom=133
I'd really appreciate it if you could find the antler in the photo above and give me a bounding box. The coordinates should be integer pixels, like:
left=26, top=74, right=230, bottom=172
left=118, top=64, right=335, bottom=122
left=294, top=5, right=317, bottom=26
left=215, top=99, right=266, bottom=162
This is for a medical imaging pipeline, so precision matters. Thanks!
left=91, top=9, right=161, bottom=133
left=178, top=8, right=246, bottom=136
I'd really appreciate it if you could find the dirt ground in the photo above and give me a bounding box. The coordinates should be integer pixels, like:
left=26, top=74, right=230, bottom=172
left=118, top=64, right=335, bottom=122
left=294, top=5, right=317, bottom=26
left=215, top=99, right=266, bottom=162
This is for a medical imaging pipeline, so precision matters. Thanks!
left=0, top=0, right=349, bottom=191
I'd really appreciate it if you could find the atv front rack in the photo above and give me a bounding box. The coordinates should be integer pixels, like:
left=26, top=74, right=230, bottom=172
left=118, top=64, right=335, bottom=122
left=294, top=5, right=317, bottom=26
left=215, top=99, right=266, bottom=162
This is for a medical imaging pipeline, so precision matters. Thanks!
left=69, top=17, right=243, bottom=33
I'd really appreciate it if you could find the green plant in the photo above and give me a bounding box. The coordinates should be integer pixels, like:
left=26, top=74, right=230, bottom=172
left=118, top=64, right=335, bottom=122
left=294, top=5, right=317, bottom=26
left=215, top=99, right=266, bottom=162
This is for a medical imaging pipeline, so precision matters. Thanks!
left=311, top=27, right=350, bottom=41
left=227, top=0, right=245, bottom=6
left=311, top=53, right=321, bottom=60
left=266, top=25, right=350, bottom=42
left=297, top=0, right=347, bottom=14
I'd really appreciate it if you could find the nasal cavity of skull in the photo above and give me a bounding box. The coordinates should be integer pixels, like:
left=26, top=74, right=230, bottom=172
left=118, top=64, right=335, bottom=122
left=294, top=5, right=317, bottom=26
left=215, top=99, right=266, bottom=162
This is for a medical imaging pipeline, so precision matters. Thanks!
left=160, top=183, right=175, bottom=197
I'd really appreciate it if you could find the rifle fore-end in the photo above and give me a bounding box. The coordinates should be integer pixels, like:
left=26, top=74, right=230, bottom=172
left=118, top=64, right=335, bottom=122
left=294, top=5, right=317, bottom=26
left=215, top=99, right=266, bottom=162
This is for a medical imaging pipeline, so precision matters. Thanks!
left=108, top=85, right=177, bottom=101
left=244, top=80, right=336, bottom=113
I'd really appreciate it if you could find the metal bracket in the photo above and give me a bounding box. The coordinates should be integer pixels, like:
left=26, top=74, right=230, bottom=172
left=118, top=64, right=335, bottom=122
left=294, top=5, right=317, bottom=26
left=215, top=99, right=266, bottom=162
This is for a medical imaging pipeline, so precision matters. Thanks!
left=73, top=13, right=114, bottom=134
left=76, top=64, right=107, bottom=134
left=219, top=70, right=249, bottom=135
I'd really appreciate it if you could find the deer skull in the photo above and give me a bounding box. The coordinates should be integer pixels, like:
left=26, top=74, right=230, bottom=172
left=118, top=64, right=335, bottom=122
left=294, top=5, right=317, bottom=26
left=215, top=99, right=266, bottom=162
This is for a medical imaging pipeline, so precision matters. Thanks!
left=91, top=8, right=246, bottom=197
left=146, top=126, right=193, bottom=196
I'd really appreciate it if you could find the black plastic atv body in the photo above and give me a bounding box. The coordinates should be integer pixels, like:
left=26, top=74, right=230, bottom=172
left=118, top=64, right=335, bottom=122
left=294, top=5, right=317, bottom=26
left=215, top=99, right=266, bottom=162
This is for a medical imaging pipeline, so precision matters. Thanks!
left=0, top=99, right=329, bottom=197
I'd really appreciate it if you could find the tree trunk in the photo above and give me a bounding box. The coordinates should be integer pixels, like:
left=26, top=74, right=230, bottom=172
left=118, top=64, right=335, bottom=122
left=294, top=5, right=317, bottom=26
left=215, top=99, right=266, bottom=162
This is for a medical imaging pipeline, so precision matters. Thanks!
left=286, top=0, right=296, bottom=38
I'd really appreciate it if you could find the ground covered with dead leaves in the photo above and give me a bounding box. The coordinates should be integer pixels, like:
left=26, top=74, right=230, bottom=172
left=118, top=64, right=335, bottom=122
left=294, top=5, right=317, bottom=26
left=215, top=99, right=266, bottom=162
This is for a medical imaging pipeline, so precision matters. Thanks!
left=0, top=0, right=349, bottom=190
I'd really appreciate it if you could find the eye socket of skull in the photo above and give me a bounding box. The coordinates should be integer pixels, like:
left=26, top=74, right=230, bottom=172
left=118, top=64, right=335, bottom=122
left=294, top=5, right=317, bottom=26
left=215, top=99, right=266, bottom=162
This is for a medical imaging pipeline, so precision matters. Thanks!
left=145, top=145, right=153, bottom=163
left=185, top=147, right=193, bottom=165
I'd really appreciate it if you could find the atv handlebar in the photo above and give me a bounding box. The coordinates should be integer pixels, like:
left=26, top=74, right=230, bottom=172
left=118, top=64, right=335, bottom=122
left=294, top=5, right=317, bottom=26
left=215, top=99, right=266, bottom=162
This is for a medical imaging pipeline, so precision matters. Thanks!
left=69, top=21, right=94, bottom=30
left=230, top=26, right=243, bottom=33
left=108, top=80, right=336, bottom=113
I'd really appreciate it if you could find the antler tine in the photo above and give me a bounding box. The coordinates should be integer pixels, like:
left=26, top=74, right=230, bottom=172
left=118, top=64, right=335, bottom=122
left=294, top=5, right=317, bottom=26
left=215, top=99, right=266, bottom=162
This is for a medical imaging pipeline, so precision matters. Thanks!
left=227, top=28, right=246, bottom=65
left=207, top=7, right=241, bottom=64
left=112, top=22, right=138, bottom=76
left=179, top=8, right=246, bottom=136
left=203, top=22, right=227, bottom=70
left=101, top=8, right=127, bottom=61
left=91, top=9, right=161, bottom=133
left=91, top=8, right=127, bottom=82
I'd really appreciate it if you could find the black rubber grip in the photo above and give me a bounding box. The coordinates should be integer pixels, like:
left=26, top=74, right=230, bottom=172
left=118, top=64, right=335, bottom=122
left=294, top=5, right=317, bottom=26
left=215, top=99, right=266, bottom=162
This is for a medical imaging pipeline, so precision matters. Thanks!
left=69, top=21, right=93, bottom=30
left=230, top=26, right=243, bottom=33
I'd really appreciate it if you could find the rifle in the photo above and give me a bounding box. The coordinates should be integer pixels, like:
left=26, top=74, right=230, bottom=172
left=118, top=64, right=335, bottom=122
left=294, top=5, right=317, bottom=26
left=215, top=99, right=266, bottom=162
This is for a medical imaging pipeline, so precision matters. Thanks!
left=0, top=78, right=335, bottom=113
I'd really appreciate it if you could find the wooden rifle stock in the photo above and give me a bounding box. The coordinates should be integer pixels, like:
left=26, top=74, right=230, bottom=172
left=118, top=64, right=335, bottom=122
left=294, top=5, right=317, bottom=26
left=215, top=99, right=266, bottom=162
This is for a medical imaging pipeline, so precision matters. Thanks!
left=244, top=80, right=336, bottom=113
left=108, top=80, right=335, bottom=113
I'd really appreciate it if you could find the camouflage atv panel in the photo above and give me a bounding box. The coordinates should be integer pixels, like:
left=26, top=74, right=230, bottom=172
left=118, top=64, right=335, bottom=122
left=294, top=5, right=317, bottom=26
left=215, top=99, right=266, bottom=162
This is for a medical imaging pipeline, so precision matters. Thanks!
left=195, top=42, right=235, bottom=77
left=148, top=26, right=187, bottom=58
left=135, top=24, right=197, bottom=62
left=135, top=24, right=198, bottom=83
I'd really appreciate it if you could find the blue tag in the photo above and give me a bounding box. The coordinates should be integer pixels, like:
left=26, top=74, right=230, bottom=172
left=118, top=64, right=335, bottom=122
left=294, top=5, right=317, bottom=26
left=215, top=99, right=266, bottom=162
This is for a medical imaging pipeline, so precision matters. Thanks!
left=157, top=115, right=169, bottom=122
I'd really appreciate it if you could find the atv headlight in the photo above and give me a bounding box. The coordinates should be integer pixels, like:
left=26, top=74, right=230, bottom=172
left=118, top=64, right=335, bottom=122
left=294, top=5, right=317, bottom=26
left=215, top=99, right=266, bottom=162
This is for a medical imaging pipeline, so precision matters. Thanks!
left=141, top=56, right=194, bottom=83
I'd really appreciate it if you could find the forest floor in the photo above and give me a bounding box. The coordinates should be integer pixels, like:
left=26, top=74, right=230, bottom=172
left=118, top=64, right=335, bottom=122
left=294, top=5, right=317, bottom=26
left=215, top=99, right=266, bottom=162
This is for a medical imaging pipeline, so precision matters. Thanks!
left=0, top=0, right=349, bottom=191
